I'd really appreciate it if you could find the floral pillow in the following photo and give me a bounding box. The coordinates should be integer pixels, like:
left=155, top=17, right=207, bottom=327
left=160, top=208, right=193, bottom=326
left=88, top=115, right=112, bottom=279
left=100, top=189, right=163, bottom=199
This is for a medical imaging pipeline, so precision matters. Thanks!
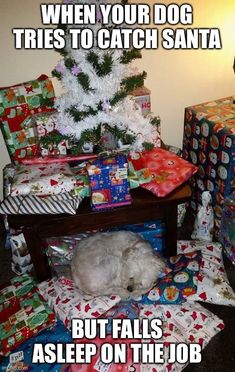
left=177, top=240, right=235, bottom=306
left=0, top=75, right=55, bottom=163
left=137, top=251, right=201, bottom=305
left=129, top=148, right=198, bottom=197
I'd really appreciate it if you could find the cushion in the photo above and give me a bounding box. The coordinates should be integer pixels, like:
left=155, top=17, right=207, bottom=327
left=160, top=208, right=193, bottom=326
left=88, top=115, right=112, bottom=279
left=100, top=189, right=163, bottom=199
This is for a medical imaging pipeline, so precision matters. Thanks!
left=0, top=74, right=55, bottom=163
left=177, top=240, right=235, bottom=306
left=129, top=148, right=198, bottom=197
left=137, top=251, right=201, bottom=305
left=140, top=301, right=225, bottom=372
left=0, top=192, right=82, bottom=215
left=37, top=276, right=121, bottom=330
left=11, top=163, right=77, bottom=196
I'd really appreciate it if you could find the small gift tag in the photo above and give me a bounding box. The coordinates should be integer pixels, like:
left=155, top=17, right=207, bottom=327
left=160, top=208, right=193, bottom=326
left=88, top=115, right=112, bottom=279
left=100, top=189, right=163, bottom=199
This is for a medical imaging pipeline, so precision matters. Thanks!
left=9, top=350, right=24, bottom=364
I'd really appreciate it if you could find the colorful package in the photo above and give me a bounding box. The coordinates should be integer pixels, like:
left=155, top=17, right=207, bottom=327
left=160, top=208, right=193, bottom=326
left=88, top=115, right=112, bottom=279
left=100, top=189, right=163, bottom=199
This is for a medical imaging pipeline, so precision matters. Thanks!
left=0, top=274, right=37, bottom=323
left=3, top=163, right=16, bottom=197
left=140, top=301, right=225, bottom=372
left=0, top=320, right=72, bottom=372
left=191, top=191, right=214, bottom=242
left=87, top=154, right=132, bottom=210
left=110, top=220, right=165, bottom=252
left=0, top=192, right=82, bottom=215
left=68, top=336, right=140, bottom=372
left=138, top=251, right=201, bottom=305
left=19, top=153, right=97, bottom=165
left=10, top=232, right=33, bottom=275
left=0, top=75, right=55, bottom=163
left=219, top=195, right=235, bottom=264
left=129, top=148, right=198, bottom=197
left=37, top=276, right=121, bottom=330
left=0, top=275, right=55, bottom=356
left=131, top=85, right=151, bottom=117
left=100, top=300, right=140, bottom=334
left=177, top=240, right=235, bottom=306
left=45, top=233, right=90, bottom=278
left=183, top=95, right=235, bottom=238
left=11, top=163, right=77, bottom=196
left=71, top=162, right=90, bottom=198
left=33, top=111, right=69, bottom=156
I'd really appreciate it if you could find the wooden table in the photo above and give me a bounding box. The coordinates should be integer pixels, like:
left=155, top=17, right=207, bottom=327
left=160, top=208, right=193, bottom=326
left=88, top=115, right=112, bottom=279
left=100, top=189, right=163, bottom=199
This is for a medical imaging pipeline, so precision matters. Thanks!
left=7, top=184, right=191, bottom=282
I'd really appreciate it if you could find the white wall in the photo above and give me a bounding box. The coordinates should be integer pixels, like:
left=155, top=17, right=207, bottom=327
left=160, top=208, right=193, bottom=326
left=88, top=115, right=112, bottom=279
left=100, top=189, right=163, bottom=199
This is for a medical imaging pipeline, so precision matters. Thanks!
left=0, top=0, right=234, bottom=199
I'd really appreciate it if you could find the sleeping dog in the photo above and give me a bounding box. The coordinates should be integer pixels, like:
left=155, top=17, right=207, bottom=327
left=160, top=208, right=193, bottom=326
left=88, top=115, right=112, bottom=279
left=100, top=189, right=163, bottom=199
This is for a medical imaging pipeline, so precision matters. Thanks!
left=71, top=231, right=165, bottom=299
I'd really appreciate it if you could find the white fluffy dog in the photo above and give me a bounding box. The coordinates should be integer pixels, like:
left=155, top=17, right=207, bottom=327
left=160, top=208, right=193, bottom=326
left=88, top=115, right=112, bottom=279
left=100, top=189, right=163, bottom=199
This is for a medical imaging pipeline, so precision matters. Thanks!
left=71, top=231, right=166, bottom=299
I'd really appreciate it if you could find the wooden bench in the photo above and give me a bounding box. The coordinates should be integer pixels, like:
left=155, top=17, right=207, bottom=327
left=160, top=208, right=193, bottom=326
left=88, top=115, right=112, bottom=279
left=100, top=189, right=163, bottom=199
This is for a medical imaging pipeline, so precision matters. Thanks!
left=7, top=184, right=191, bottom=282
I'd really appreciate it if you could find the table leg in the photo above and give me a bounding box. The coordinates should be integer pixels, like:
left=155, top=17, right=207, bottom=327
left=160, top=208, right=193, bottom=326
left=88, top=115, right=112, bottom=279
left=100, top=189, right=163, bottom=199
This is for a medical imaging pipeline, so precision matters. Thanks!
left=164, top=204, right=178, bottom=257
left=23, top=226, right=51, bottom=282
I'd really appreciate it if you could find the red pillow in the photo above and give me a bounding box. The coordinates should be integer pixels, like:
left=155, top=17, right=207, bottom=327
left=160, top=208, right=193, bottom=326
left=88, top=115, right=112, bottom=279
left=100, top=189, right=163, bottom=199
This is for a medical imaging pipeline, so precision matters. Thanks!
left=129, top=148, right=198, bottom=197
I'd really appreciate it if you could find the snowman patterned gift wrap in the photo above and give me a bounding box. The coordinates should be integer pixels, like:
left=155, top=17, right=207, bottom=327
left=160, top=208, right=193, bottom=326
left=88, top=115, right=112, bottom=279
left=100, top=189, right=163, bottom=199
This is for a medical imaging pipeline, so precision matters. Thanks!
left=183, top=95, right=235, bottom=238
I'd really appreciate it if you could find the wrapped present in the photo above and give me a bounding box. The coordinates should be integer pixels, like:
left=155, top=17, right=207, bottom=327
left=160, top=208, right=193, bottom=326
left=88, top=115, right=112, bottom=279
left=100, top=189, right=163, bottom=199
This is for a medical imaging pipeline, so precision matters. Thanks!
left=0, top=274, right=37, bottom=322
left=129, top=149, right=198, bottom=197
left=183, top=96, right=235, bottom=238
left=0, top=274, right=55, bottom=356
left=219, top=195, right=235, bottom=264
left=69, top=336, right=140, bottom=372
left=110, top=220, right=165, bottom=252
left=33, top=111, right=68, bottom=157
left=0, top=75, right=55, bottom=163
left=87, top=154, right=132, bottom=210
left=38, top=276, right=121, bottom=330
left=11, top=163, right=77, bottom=196
left=0, top=320, right=72, bottom=372
left=137, top=251, right=201, bottom=305
left=3, top=163, right=15, bottom=198
left=9, top=232, right=33, bottom=275
left=71, top=162, right=90, bottom=198
left=44, top=233, right=90, bottom=278
left=100, top=300, right=140, bottom=334
left=131, top=85, right=151, bottom=117
left=140, top=301, right=225, bottom=372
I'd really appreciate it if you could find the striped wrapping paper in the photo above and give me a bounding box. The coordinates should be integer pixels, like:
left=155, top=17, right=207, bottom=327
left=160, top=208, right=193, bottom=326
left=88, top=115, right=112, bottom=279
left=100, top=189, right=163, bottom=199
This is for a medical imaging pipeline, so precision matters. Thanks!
left=0, top=192, right=82, bottom=215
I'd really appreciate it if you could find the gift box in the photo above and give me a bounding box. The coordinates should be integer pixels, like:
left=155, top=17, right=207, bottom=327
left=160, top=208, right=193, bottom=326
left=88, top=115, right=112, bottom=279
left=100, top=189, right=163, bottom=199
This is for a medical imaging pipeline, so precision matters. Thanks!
left=131, top=86, right=151, bottom=117
left=0, top=274, right=55, bottom=356
left=87, top=155, right=132, bottom=210
left=9, top=232, right=33, bottom=275
left=110, top=220, right=165, bottom=252
left=69, top=336, right=140, bottom=372
left=183, top=96, right=235, bottom=238
left=0, top=75, right=55, bottom=163
left=219, top=194, right=235, bottom=264
left=0, top=320, right=72, bottom=372
left=33, top=111, right=68, bottom=157
left=38, top=276, right=121, bottom=330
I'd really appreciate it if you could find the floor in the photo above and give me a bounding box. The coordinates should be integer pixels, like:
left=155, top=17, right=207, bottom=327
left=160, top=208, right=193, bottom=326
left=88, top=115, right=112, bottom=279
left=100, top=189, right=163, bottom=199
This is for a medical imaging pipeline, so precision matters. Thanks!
left=0, top=210, right=234, bottom=371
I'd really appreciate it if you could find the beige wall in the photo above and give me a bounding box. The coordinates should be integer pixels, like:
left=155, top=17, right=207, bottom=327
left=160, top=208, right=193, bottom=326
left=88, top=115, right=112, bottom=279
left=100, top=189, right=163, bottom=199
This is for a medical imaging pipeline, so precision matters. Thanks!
left=0, top=0, right=234, bottom=199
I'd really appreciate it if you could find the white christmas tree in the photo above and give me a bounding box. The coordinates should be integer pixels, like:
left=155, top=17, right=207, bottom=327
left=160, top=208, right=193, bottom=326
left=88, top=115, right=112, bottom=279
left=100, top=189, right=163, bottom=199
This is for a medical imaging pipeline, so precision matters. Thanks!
left=51, top=0, right=160, bottom=153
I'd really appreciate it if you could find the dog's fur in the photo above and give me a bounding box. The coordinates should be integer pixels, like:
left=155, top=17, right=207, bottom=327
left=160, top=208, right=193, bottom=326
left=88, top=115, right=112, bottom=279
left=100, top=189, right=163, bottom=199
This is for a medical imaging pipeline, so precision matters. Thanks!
left=71, top=231, right=166, bottom=299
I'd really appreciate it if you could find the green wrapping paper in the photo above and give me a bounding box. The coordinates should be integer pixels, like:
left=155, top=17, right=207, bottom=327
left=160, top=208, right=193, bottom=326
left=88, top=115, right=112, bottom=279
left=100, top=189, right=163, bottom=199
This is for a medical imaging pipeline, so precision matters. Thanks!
left=0, top=274, right=55, bottom=357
